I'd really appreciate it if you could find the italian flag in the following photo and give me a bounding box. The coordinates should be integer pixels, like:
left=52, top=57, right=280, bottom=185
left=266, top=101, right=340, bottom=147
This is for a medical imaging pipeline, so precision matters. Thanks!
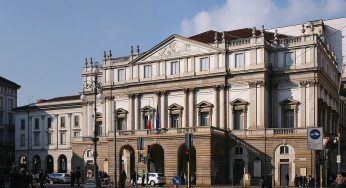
left=147, top=113, right=151, bottom=130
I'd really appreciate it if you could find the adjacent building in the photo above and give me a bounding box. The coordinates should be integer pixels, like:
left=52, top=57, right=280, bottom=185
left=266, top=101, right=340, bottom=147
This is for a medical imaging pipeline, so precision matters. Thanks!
left=14, top=96, right=82, bottom=174
left=0, top=76, right=20, bottom=173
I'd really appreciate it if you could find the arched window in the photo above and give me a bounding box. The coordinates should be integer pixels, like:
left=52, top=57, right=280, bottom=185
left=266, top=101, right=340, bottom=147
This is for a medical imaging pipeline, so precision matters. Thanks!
left=280, top=146, right=289, bottom=154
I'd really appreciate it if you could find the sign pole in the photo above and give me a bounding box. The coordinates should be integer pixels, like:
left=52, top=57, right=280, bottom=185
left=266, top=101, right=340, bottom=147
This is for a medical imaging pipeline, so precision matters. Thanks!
left=187, top=160, right=190, bottom=188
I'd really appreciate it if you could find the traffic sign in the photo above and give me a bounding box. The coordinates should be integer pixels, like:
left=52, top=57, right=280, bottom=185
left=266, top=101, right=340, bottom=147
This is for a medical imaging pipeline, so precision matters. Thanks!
left=308, top=128, right=323, bottom=150
left=337, top=155, right=341, bottom=163
left=172, top=176, right=181, bottom=185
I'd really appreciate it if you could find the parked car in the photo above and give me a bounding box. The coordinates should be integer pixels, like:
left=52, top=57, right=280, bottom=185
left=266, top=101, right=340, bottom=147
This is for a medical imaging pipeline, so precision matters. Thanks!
left=136, top=172, right=166, bottom=186
left=47, top=173, right=71, bottom=184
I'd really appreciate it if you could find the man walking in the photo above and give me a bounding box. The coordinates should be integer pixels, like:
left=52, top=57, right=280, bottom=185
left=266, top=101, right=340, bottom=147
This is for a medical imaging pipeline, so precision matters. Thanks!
left=75, top=169, right=81, bottom=187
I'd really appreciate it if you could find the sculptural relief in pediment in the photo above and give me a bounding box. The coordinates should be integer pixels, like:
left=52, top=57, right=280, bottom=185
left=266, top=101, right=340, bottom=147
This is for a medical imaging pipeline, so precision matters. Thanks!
left=143, top=40, right=214, bottom=61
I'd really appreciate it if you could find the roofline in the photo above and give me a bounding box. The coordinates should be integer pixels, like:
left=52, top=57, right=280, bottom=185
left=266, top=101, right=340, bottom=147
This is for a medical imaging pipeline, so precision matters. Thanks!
left=0, top=76, right=21, bottom=89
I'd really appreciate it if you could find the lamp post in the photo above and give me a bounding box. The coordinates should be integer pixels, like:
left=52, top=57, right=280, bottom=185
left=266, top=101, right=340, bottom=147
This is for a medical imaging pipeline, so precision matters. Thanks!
left=81, top=58, right=105, bottom=187
left=334, top=133, right=341, bottom=173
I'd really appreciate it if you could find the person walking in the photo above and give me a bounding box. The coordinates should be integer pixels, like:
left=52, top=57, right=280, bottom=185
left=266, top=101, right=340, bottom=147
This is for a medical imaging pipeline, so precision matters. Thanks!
left=38, top=169, right=45, bottom=188
left=335, top=173, right=344, bottom=188
left=75, top=169, right=81, bottom=187
left=131, top=170, right=137, bottom=186
left=140, top=170, right=145, bottom=186
left=119, top=170, right=127, bottom=188
left=70, top=170, right=75, bottom=187
left=285, top=174, right=289, bottom=187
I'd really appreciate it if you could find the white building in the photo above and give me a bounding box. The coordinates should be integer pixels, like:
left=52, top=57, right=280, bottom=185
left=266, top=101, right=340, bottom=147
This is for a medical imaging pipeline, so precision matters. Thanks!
left=14, top=95, right=82, bottom=174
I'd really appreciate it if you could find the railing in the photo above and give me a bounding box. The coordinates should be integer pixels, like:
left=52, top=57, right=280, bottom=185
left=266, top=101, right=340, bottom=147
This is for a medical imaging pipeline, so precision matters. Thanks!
left=76, top=127, right=309, bottom=141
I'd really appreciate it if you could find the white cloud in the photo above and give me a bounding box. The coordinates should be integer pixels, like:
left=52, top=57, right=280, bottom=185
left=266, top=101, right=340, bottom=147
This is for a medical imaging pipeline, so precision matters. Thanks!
left=180, top=0, right=346, bottom=36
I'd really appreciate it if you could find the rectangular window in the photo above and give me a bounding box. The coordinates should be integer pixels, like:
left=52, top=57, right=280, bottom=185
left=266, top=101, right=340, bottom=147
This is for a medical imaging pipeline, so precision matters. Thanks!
left=34, top=118, right=39, bottom=130
left=201, top=112, right=209, bottom=126
left=285, top=52, right=294, bottom=66
left=171, top=114, right=179, bottom=128
left=144, top=65, right=152, bottom=78
left=118, top=69, right=125, bottom=81
left=74, top=116, right=79, bottom=127
left=171, top=61, right=179, bottom=75
left=200, top=57, right=209, bottom=71
left=47, top=133, right=52, bottom=145
left=34, top=133, right=40, bottom=146
left=60, top=132, right=66, bottom=144
left=0, top=97, right=3, bottom=109
left=117, top=118, right=125, bottom=130
left=21, top=119, right=25, bottom=130
left=235, top=147, right=243, bottom=155
left=284, top=110, right=294, bottom=128
left=74, top=132, right=80, bottom=138
left=8, top=112, right=14, bottom=125
left=8, top=99, right=14, bottom=110
left=47, top=117, right=52, bottom=129
left=234, top=110, right=243, bottom=130
left=20, top=134, right=26, bottom=146
left=235, top=53, right=244, bottom=68
left=60, top=117, right=65, bottom=127
left=0, top=130, right=3, bottom=145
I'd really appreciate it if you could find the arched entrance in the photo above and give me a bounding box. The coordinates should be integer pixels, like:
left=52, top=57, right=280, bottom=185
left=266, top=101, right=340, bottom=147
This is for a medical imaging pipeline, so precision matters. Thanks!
left=46, top=155, right=54, bottom=173
left=119, top=145, right=135, bottom=182
left=19, top=155, right=27, bottom=169
left=177, top=144, right=196, bottom=184
left=32, top=155, right=41, bottom=174
left=148, top=144, right=164, bottom=174
left=229, top=145, right=248, bottom=186
left=274, top=144, right=295, bottom=187
left=58, top=154, right=67, bottom=173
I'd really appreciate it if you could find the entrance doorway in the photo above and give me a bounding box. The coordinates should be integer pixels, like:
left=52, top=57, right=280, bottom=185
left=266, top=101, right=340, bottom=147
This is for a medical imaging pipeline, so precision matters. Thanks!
left=46, top=155, right=54, bottom=173
left=233, top=159, right=244, bottom=185
left=280, top=164, right=289, bottom=186
left=148, top=144, right=164, bottom=174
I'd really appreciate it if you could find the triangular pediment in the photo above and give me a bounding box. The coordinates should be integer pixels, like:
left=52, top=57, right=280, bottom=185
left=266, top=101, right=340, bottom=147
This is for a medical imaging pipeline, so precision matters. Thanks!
left=132, top=35, right=221, bottom=63
left=230, top=98, right=249, bottom=106
left=279, top=98, right=300, bottom=105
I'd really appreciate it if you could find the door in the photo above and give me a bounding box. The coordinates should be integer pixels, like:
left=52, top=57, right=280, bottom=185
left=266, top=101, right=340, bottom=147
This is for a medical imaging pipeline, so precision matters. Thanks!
left=280, top=164, right=289, bottom=186
left=233, top=159, right=244, bottom=185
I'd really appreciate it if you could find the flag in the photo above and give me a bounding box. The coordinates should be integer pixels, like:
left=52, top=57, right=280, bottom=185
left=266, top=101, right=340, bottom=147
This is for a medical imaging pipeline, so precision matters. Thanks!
left=155, top=105, right=160, bottom=130
left=147, top=112, right=151, bottom=130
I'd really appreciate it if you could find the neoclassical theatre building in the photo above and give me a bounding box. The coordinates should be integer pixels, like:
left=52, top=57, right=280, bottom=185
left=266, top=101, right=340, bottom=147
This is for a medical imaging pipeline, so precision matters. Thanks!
left=71, top=20, right=341, bottom=186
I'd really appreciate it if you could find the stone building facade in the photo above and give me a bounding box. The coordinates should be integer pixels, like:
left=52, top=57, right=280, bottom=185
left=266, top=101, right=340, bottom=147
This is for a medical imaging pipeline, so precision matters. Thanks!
left=14, top=96, right=82, bottom=174
left=0, top=76, right=20, bottom=173
left=71, top=19, right=341, bottom=187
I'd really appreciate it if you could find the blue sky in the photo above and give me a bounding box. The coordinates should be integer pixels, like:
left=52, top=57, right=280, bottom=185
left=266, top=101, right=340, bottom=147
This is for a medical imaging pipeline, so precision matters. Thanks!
left=1, top=0, right=346, bottom=106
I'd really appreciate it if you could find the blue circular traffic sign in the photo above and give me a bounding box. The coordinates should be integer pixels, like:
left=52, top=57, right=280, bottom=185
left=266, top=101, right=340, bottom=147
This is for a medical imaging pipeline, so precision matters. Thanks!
left=310, top=129, right=321, bottom=140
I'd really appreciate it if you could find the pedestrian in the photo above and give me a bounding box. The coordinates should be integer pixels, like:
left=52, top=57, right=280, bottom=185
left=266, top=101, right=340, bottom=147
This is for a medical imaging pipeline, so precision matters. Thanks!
left=17, top=168, right=29, bottom=188
left=131, top=170, right=137, bottom=186
left=180, top=172, right=185, bottom=185
left=335, top=173, right=344, bottom=188
left=38, top=169, right=45, bottom=188
left=140, top=170, right=145, bottom=186
left=70, top=170, right=75, bottom=187
left=75, top=169, right=81, bottom=187
left=286, top=173, right=289, bottom=187
left=119, top=169, right=127, bottom=188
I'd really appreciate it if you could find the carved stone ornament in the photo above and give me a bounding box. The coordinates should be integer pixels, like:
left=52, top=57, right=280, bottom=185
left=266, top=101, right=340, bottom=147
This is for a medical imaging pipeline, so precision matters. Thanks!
left=299, top=81, right=308, bottom=87
left=248, top=82, right=257, bottom=88
left=145, top=40, right=211, bottom=61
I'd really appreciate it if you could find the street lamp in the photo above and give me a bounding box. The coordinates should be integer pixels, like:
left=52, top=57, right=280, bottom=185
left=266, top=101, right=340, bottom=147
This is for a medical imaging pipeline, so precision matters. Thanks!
left=334, top=133, right=341, bottom=173
left=81, top=58, right=105, bottom=187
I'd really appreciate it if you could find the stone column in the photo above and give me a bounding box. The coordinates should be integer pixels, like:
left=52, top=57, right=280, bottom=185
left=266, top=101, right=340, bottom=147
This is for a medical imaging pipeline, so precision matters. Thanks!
left=134, top=94, right=140, bottom=130
left=213, top=86, right=219, bottom=128
left=220, top=85, right=226, bottom=129
left=182, top=89, right=188, bottom=128
left=127, top=95, right=133, bottom=130
left=248, top=82, right=257, bottom=128
left=300, top=81, right=307, bottom=127
left=189, top=88, right=195, bottom=127
left=257, top=81, right=266, bottom=128
left=160, top=91, right=166, bottom=128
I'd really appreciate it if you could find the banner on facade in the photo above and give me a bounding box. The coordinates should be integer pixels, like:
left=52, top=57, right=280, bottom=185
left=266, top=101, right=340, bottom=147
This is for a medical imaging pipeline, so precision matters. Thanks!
left=307, top=127, right=323, bottom=150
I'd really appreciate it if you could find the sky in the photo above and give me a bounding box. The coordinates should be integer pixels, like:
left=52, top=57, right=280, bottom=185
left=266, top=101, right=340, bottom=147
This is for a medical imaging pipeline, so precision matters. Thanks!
left=1, top=0, right=346, bottom=106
